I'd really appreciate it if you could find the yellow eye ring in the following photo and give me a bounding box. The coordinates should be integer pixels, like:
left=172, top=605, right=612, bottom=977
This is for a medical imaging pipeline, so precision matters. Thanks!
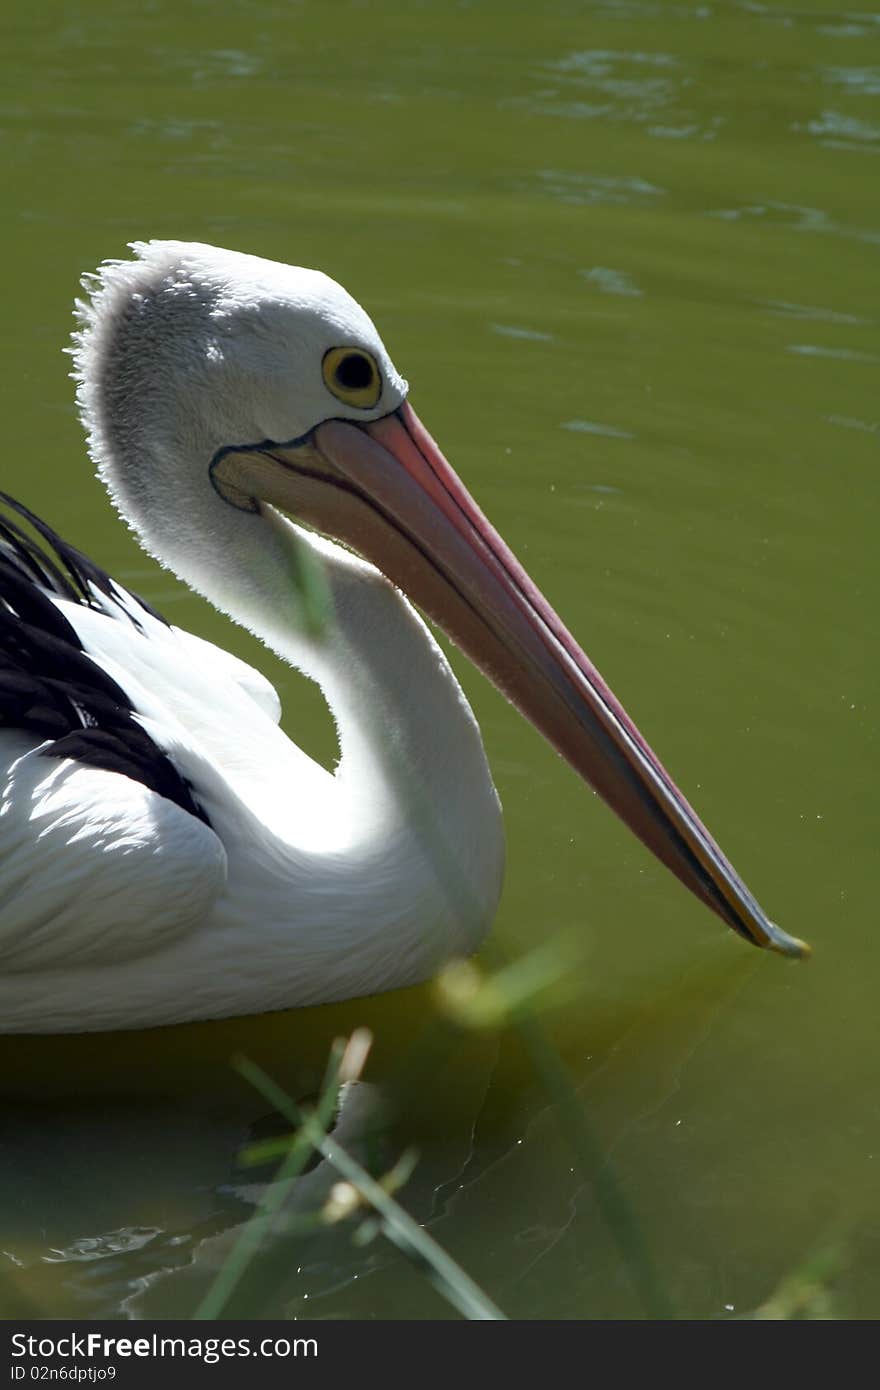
left=322, top=347, right=382, bottom=409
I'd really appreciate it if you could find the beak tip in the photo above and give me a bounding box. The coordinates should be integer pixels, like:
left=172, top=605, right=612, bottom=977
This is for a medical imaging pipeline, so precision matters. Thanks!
left=763, top=923, right=812, bottom=961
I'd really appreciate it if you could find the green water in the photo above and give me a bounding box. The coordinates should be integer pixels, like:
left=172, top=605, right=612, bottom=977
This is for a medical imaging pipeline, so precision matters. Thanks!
left=1, top=0, right=877, bottom=1319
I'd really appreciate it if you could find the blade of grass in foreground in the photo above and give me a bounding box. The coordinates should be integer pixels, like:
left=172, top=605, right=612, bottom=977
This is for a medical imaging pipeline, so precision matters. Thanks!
left=193, top=1036, right=349, bottom=1321
left=195, top=1034, right=505, bottom=1321
left=234, top=1055, right=506, bottom=1321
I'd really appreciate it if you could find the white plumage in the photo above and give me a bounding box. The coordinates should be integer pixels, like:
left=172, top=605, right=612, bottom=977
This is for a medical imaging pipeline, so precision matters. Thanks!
left=0, top=242, right=803, bottom=1033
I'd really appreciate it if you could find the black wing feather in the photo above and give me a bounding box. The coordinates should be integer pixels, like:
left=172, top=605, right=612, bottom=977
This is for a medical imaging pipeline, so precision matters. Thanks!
left=0, top=494, right=210, bottom=825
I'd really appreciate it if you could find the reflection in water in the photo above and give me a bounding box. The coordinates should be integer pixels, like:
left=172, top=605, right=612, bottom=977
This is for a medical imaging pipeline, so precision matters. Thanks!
left=0, top=1079, right=392, bottom=1318
left=129, top=1081, right=391, bottom=1319
left=0, top=1004, right=501, bottom=1319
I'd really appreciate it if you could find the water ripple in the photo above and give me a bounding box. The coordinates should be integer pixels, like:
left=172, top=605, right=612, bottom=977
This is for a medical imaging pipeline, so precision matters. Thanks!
left=787, top=344, right=880, bottom=365
left=512, top=47, right=693, bottom=129
left=761, top=299, right=872, bottom=326
left=580, top=267, right=644, bottom=297
left=801, top=110, right=880, bottom=149
left=535, top=169, right=666, bottom=206
left=490, top=323, right=554, bottom=343
left=826, top=414, right=880, bottom=436
left=562, top=419, right=635, bottom=440
left=822, top=66, right=880, bottom=95
left=710, top=200, right=880, bottom=244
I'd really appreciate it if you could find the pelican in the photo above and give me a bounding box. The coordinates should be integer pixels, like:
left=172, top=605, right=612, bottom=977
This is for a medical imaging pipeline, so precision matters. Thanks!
left=0, top=242, right=806, bottom=1033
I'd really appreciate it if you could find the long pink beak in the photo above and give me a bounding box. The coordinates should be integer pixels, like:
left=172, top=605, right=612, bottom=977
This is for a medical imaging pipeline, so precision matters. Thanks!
left=266, top=401, right=806, bottom=957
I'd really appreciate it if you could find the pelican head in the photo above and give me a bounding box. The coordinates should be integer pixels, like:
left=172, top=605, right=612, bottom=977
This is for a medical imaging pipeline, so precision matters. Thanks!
left=73, top=240, right=807, bottom=961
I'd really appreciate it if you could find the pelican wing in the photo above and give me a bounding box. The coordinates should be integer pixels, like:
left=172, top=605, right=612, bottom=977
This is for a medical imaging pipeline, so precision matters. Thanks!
left=0, top=731, right=226, bottom=972
left=0, top=496, right=232, bottom=981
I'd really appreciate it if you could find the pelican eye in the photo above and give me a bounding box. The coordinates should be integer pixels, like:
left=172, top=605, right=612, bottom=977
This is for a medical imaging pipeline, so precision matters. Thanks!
left=322, top=347, right=382, bottom=409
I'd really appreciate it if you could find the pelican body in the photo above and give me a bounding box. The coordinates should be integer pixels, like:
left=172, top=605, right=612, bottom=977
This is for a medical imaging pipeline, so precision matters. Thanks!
left=0, top=243, right=804, bottom=1033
